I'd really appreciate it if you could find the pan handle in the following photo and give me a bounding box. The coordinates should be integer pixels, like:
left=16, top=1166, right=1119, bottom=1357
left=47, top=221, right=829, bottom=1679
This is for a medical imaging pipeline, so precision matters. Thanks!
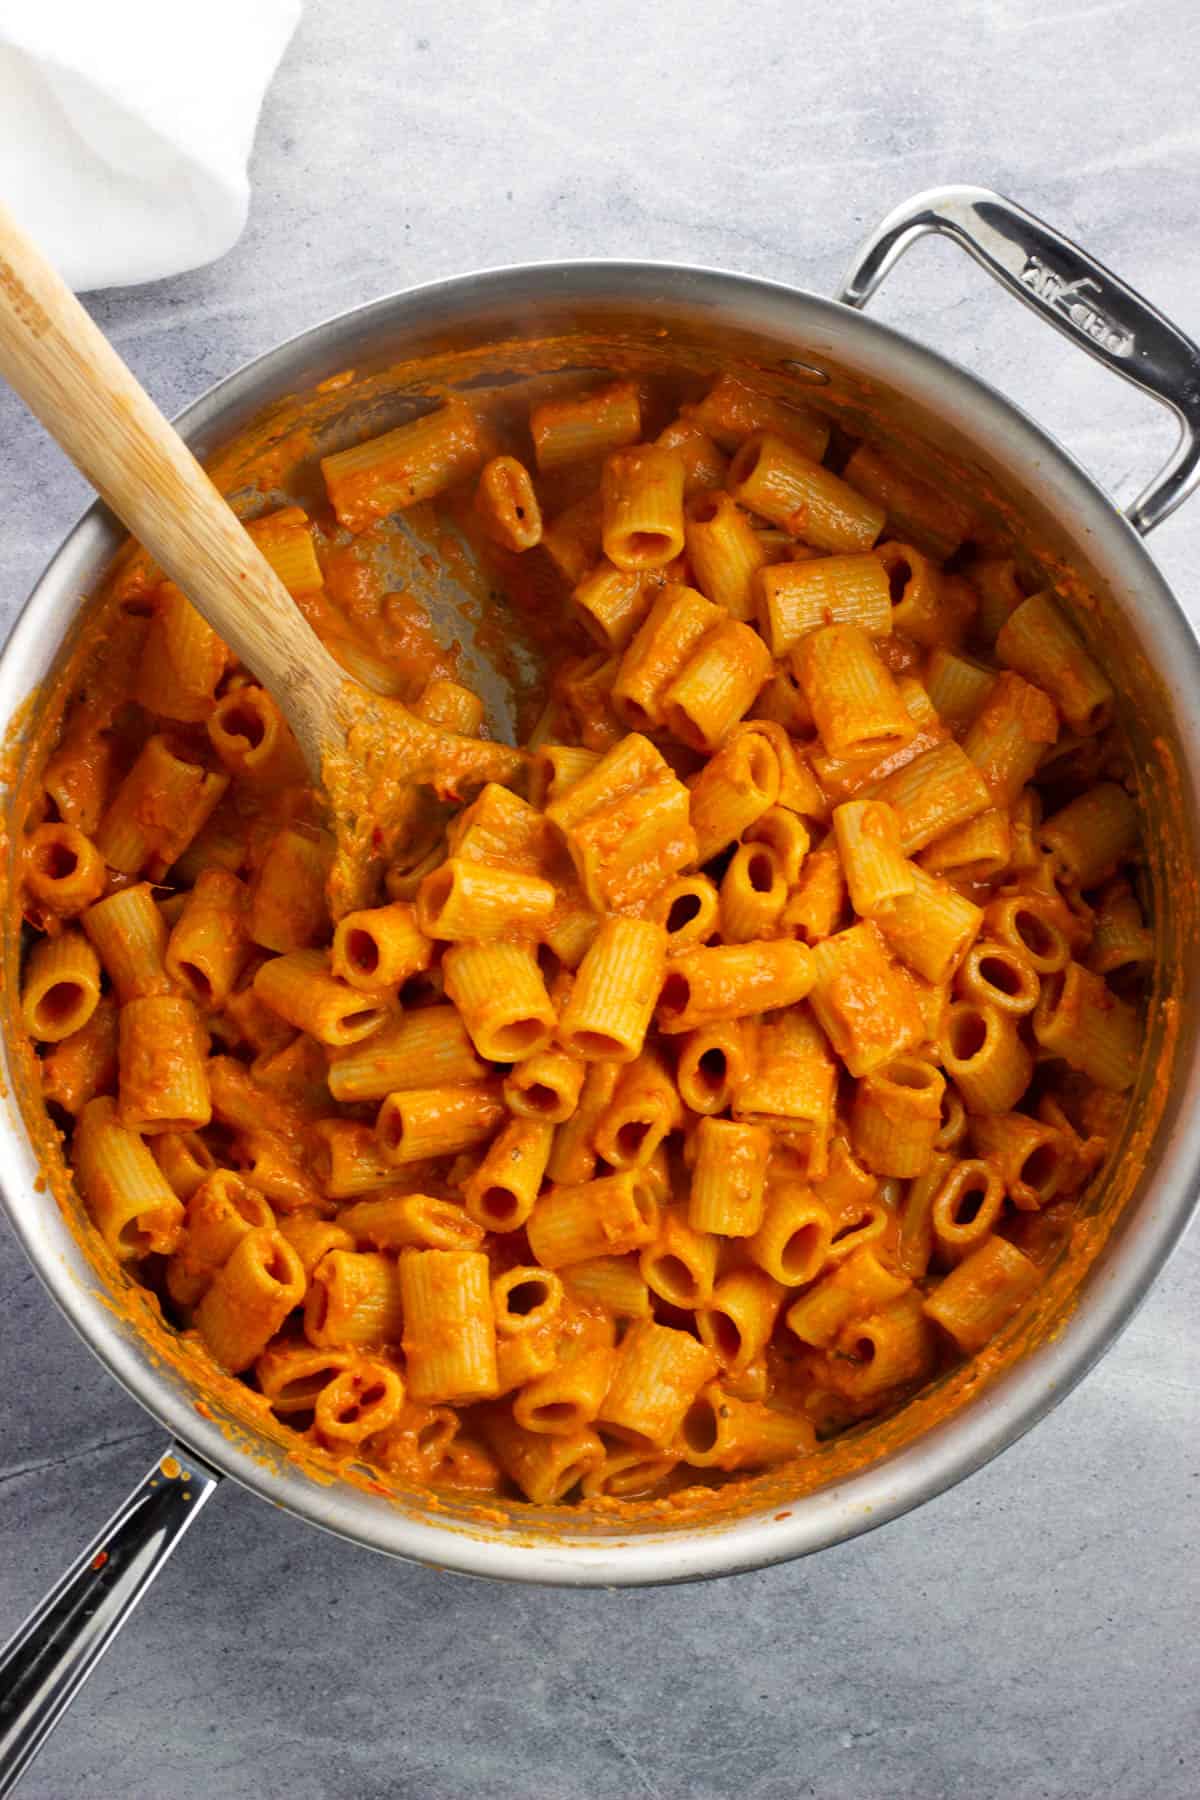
left=837, top=183, right=1200, bottom=536
left=0, top=1440, right=221, bottom=1796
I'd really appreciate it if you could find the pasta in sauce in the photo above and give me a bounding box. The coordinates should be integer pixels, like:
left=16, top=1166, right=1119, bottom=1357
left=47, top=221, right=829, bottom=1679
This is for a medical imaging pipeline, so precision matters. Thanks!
left=18, top=367, right=1148, bottom=1507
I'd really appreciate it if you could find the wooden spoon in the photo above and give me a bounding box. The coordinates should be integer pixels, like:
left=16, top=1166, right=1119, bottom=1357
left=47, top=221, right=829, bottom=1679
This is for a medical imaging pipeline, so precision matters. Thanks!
left=0, top=200, right=525, bottom=905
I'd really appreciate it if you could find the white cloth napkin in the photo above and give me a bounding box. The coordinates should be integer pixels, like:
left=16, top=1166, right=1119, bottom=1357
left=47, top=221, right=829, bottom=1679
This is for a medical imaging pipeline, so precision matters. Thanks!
left=0, top=1, right=302, bottom=290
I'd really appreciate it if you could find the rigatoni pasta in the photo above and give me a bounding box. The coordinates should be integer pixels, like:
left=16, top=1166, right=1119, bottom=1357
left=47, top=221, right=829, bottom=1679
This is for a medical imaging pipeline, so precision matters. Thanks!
left=757, top=552, right=891, bottom=655
left=596, top=1319, right=717, bottom=1447
left=248, top=826, right=331, bottom=954
left=376, top=1082, right=506, bottom=1165
left=688, top=1118, right=770, bottom=1236
left=728, top=431, right=885, bottom=551
left=331, top=900, right=432, bottom=992
left=462, top=1117, right=555, bottom=1230
left=794, top=624, right=915, bottom=759
left=545, top=733, right=696, bottom=911
left=530, top=380, right=641, bottom=471
left=117, top=995, right=211, bottom=1133
left=527, top=1170, right=658, bottom=1269
left=558, top=917, right=665, bottom=1061
left=21, top=931, right=102, bottom=1042
left=400, top=1249, right=499, bottom=1403
left=95, top=733, right=228, bottom=878
left=678, top=1384, right=815, bottom=1469
left=571, top=562, right=654, bottom=652
left=611, top=583, right=723, bottom=731
left=302, top=1248, right=405, bottom=1350
left=639, top=1205, right=719, bottom=1308
left=696, top=1266, right=785, bottom=1376
left=22, top=359, right=1150, bottom=1513
left=1033, top=962, right=1140, bottom=1091
left=601, top=444, right=686, bottom=571
left=662, top=618, right=772, bottom=753
left=656, top=417, right=729, bottom=495
left=79, top=889, right=169, bottom=1015
left=874, top=541, right=975, bottom=649
left=719, top=841, right=788, bottom=943
left=684, top=490, right=769, bottom=619
left=23, top=822, right=107, bottom=918
left=747, top=1187, right=834, bottom=1286
left=327, top=1005, right=484, bottom=1103
left=851, top=1058, right=945, bottom=1178
left=195, top=1229, right=306, bottom=1373
left=321, top=399, right=485, bottom=531
left=253, top=950, right=388, bottom=1047
left=675, top=1018, right=752, bottom=1115
left=656, top=941, right=814, bottom=1033
left=841, top=442, right=971, bottom=560
left=442, top=941, right=556, bottom=1061
left=689, top=725, right=781, bottom=862
left=335, top=1191, right=483, bottom=1252
left=73, top=1097, right=185, bottom=1260
left=474, top=455, right=543, bottom=551
left=995, top=589, right=1114, bottom=734
left=683, top=372, right=829, bottom=460
left=164, top=869, right=248, bottom=1009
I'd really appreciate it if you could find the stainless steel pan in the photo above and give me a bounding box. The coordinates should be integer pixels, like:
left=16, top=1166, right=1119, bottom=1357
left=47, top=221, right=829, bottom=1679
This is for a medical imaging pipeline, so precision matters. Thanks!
left=2, top=186, right=1198, bottom=1793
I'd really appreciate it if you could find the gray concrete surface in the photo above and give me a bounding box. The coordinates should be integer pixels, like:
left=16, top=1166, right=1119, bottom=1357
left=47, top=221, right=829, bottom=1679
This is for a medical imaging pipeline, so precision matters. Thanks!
left=1, top=2, right=1197, bottom=1795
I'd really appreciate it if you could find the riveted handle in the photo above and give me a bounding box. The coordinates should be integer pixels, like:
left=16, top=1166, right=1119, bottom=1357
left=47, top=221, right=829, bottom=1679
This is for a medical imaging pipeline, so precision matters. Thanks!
left=838, top=184, right=1200, bottom=535
left=0, top=1442, right=221, bottom=1795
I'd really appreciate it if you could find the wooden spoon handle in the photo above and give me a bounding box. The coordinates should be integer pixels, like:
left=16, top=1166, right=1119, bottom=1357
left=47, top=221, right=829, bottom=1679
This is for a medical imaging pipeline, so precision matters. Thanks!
left=0, top=198, right=341, bottom=772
